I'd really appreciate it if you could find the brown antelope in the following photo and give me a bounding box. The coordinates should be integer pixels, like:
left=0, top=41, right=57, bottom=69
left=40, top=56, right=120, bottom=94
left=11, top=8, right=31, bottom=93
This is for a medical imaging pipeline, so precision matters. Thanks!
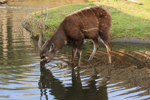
left=38, top=6, right=112, bottom=68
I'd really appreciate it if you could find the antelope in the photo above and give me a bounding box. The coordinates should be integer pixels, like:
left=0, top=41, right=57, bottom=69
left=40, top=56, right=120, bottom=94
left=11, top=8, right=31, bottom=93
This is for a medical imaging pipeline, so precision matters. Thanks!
left=38, top=6, right=112, bottom=68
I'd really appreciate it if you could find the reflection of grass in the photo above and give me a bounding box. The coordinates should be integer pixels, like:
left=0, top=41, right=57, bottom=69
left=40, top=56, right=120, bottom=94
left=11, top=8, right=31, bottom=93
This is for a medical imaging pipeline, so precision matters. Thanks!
left=25, top=0, right=150, bottom=40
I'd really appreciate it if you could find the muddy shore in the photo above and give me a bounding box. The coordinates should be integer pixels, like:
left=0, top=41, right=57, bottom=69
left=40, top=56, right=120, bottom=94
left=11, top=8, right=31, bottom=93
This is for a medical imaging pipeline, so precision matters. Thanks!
left=110, top=37, right=150, bottom=44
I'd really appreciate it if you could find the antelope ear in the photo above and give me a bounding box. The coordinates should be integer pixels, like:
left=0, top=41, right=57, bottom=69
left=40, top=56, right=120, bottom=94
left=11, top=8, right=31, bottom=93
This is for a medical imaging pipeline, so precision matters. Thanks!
left=49, top=43, right=54, bottom=52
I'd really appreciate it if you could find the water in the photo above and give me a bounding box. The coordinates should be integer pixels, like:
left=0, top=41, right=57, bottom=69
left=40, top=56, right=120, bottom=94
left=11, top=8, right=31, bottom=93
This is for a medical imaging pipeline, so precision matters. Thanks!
left=1, top=0, right=150, bottom=100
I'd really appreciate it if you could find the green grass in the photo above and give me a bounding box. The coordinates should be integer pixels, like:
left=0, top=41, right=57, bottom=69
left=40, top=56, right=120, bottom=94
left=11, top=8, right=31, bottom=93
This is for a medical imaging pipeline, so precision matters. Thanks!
left=95, top=0, right=150, bottom=39
left=25, top=0, right=150, bottom=40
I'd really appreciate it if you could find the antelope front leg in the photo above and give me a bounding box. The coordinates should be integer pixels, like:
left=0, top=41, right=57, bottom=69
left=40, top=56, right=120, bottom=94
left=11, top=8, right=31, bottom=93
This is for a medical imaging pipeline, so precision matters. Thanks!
left=72, top=43, right=77, bottom=64
left=76, top=40, right=83, bottom=68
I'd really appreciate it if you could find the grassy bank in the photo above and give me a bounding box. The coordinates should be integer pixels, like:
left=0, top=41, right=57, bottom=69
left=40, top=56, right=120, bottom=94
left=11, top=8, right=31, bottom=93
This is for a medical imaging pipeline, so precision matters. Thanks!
left=95, top=0, right=150, bottom=39
left=24, top=0, right=150, bottom=40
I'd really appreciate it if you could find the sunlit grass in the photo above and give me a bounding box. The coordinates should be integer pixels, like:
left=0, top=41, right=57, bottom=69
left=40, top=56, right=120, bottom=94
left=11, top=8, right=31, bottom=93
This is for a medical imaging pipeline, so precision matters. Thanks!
left=95, top=0, right=150, bottom=39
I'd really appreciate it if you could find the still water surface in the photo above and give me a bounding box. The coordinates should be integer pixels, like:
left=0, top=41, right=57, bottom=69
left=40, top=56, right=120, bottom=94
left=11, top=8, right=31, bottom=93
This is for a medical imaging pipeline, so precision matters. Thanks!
left=1, top=0, right=150, bottom=100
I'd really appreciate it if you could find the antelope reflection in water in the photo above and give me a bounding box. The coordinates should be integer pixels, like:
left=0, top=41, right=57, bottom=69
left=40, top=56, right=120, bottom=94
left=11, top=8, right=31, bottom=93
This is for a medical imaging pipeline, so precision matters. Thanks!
left=38, top=63, right=111, bottom=100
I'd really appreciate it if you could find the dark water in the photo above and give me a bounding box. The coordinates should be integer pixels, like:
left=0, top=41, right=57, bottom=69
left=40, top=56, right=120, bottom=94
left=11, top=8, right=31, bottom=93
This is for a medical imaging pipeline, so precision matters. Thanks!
left=1, top=0, right=150, bottom=100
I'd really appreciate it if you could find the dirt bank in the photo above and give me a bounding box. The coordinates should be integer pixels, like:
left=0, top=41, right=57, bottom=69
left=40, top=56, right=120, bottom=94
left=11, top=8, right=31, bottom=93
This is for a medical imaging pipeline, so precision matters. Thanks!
left=110, top=37, right=150, bottom=44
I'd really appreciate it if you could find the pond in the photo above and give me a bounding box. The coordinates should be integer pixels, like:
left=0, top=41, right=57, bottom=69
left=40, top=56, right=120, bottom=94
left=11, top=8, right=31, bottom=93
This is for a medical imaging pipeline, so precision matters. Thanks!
left=1, top=0, right=150, bottom=100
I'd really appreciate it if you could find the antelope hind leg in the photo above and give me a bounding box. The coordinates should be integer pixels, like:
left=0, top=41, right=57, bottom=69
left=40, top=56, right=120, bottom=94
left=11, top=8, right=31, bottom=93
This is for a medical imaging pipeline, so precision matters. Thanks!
left=98, top=36, right=111, bottom=64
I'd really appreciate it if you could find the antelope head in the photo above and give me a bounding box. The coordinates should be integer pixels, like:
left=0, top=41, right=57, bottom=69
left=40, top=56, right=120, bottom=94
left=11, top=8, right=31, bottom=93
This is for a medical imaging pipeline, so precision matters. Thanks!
left=38, top=29, right=55, bottom=64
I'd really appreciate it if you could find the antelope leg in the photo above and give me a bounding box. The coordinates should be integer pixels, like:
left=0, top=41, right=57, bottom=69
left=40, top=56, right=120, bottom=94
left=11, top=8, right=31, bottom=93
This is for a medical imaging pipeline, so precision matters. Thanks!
left=72, top=42, right=77, bottom=64
left=88, top=39, right=99, bottom=60
left=76, top=40, right=84, bottom=68
left=98, top=36, right=111, bottom=64
left=88, top=39, right=100, bottom=75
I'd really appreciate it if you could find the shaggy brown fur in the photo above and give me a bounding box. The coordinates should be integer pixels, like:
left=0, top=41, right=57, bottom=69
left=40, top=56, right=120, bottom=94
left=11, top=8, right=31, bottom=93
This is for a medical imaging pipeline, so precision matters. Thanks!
left=38, top=6, right=112, bottom=67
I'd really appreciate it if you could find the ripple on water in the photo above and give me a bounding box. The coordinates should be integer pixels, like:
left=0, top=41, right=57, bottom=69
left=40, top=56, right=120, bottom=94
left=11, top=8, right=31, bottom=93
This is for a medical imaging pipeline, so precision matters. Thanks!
left=37, top=44, right=150, bottom=100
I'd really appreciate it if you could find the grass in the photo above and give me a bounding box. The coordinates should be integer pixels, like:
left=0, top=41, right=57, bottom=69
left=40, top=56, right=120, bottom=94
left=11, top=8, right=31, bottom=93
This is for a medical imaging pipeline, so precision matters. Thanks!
left=95, top=0, right=150, bottom=39
left=24, top=0, right=150, bottom=40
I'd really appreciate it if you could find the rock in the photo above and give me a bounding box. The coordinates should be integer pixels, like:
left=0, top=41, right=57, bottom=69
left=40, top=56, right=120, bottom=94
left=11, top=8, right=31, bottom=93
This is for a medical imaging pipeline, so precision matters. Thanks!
left=0, top=0, right=7, bottom=4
